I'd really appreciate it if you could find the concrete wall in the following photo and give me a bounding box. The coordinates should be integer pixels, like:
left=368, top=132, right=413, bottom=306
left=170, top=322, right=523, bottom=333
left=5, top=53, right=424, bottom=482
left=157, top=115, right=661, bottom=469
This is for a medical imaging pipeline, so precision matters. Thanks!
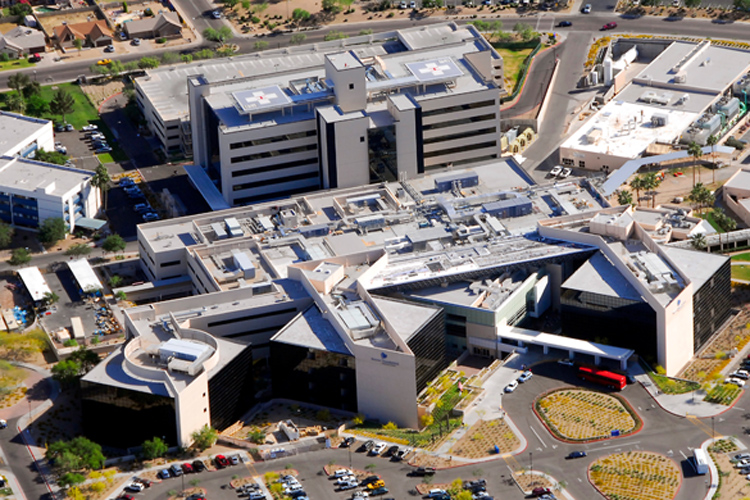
left=174, top=371, right=211, bottom=447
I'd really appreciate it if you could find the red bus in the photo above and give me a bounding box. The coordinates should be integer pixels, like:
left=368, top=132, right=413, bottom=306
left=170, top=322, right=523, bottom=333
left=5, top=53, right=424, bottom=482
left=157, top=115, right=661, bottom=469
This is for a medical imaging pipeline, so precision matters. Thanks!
left=578, top=366, right=626, bottom=390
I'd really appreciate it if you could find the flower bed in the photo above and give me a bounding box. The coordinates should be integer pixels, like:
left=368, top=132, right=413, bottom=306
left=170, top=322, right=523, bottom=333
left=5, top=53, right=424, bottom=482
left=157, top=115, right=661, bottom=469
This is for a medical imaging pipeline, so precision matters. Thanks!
left=710, top=438, right=738, bottom=454
left=449, top=419, right=520, bottom=458
left=704, top=383, right=742, bottom=405
left=535, top=388, right=640, bottom=442
left=589, top=451, right=680, bottom=500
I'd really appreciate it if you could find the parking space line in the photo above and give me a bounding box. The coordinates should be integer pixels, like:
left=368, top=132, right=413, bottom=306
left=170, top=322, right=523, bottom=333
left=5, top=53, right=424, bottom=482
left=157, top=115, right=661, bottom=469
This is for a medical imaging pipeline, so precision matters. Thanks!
left=530, top=425, right=547, bottom=448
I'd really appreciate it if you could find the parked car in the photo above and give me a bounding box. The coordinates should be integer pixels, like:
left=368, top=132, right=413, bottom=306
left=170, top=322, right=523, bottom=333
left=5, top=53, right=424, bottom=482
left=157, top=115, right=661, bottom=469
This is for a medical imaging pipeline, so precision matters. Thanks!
left=557, top=359, right=574, bottom=366
left=412, top=467, right=436, bottom=476
left=211, top=9, right=222, bottom=18
left=124, top=482, right=144, bottom=492
left=29, top=53, right=42, bottom=62
left=339, top=481, right=358, bottom=490
left=134, top=203, right=151, bottom=213
left=119, top=495, right=134, bottom=500
left=370, top=442, right=387, bottom=456
left=132, top=38, right=141, bottom=46
left=602, top=22, right=618, bottom=30
left=133, top=478, right=151, bottom=488
left=333, top=469, right=352, bottom=478
left=143, top=212, right=159, bottom=222
left=582, top=3, right=591, bottom=12
left=385, top=445, right=399, bottom=457
left=96, top=147, right=113, bottom=154
left=734, top=458, right=750, bottom=468
left=366, top=480, right=385, bottom=490
left=215, top=455, right=230, bottom=468
left=400, top=0, right=408, bottom=7
left=370, top=487, right=389, bottom=496
left=118, top=177, right=135, bottom=186
left=557, top=21, right=572, bottom=27
left=531, top=487, right=552, bottom=497
left=230, top=455, right=241, bottom=465
left=82, top=124, right=99, bottom=131
left=549, top=166, right=562, bottom=177
left=340, top=437, right=356, bottom=448
left=192, top=460, right=206, bottom=472
left=560, top=167, right=572, bottom=178
left=726, top=377, right=746, bottom=387
left=181, top=463, right=193, bottom=474
left=734, top=453, right=750, bottom=461
left=567, top=451, right=587, bottom=459
left=157, top=469, right=170, bottom=479
left=359, top=476, right=381, bottom=487
left=518, top=370, right=533, bottom=383
left=464, top=479, right=487, bottom=489
left=335, top=475, right=356, bottom=486
left=360, top=440, right=375, bottom=453
left=170, top=464, right=183, bottom=477
left=393, top=449, right=407, bottom=461
left=428, top=489, right=448, bottom=498
left=104, top=45, right=115, bottom=53
left=505, top=380, right=519, bottom=393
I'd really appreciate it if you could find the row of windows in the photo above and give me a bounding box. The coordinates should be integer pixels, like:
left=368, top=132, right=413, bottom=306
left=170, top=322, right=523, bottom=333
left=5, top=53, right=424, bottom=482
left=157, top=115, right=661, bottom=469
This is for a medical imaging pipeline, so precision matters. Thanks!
left=424, top=140, right=496, bottom=159
left=421, top=99, right=496, bottom=118
left=423, top=127, right=496, bottom=145
left=230, top=144, right=318, bottom=164
left=232, top=170, right=319, bottom=192
left=422, top=113, right=496, bottom=132
left=229, top=130, right=317, bottom=150
left=234, top=183, right=321, bottom=206
left=160, top=260, right=181, bottom=268
left=231, top=158, right=318, bottom=178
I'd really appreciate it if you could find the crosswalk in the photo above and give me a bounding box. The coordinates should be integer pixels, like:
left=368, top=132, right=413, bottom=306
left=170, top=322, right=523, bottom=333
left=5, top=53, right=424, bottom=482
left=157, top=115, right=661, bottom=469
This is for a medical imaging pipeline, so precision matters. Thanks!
left=503, top=453, right=521, bottom=471
left=687, top=415, right=716, bottom=438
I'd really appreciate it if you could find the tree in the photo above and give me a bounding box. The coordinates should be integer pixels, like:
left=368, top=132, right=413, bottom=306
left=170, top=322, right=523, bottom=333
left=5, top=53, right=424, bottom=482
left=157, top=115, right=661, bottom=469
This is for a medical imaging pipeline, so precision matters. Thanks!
left=91, top=164, right=110, bottom=210
left=34, top=149, right=68, bottom=165
left=122, top=1, right=129, bottom=12
left=254, top=41, right=269, bottom=51
left=22, top=80, right=40, bottom=98
left=617, top=189, right=633, bottom=207
left=630, top=175, right=645, bottom=206
left=322, top=0, right=342, bottom=13
left=25, top=94, right=49, bottom=117
left=6, top=94, right=25, bottom=114
left=109, top=275, right=123, bottom=288
left=46, top=436, right=105, bottom=472
left=420, top=414, right=434, bottom=428
left=735, top=0, right=750, bottom=11
left=642, top=171, right=662, bottom=208
left=688, top=182, right=714, bottom=211
left=52, top=359, right=81, bottom=386
left=141, top=437, right=169, bottom=459
left=191, top=425, right=218, bottom=450
left=39, top=217, right=66, bottom=247
left=161, top=52, right=179, bottom=65
left=102, top=234, right=126, bottom=254
left=688, top=141, right=703, bottom=187
left=66, top=243, right=92, bottom=257
left=73, top=38, right=83, bottom=57
left=58, top=472, right=86, bottom=488
left=290, top=33, right=307, bottom=45
left=203, top=26, right=232, bottom=44
left=292, top=8, right=311, bottom=27
left=706, top=134, right=718, bottom=185
left=9, top=3, right=32, bottom=16
left=50, top=89, right=76, bottom=124
left=8, top=248, right=30, bottom=266
left=713, top=207, right=737, bottom=233
left=323, top=30, right=348, bottom=41
left=224, top=0, right=240, bottom=9
left=691, top=233, right=707, bottom=250
left=0, top=222, right=13, bottom=249
left=43, top=291, right=59, bottom=306
left=138, top=57, right=160, bottom=69
left=685, top=0, right=700, bottom=7
left=115, top=290, right=127, bottom=301
left=70, top=347, right=100, bottom=373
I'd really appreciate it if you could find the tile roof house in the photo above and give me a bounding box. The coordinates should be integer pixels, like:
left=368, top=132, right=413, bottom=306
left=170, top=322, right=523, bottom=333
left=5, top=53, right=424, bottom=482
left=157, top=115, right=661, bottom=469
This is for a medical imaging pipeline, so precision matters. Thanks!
left=53, top=20, right=113, bottom=48
left=0, top=26, right=46, bottom=57
left=124, top=12, right=182, bottom=40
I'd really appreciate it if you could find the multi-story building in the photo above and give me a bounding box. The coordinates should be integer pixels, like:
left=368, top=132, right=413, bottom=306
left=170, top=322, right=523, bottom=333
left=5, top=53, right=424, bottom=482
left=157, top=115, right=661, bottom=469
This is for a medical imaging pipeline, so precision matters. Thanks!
left=83, top=160, right=729, bottom=448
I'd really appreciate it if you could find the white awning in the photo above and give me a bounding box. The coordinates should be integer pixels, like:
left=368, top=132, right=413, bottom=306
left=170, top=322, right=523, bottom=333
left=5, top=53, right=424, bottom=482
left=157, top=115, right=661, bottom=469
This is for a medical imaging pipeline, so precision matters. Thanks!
left=67, top=259, right=103, bottom=293
left=17, top=266, right=51, bottom=302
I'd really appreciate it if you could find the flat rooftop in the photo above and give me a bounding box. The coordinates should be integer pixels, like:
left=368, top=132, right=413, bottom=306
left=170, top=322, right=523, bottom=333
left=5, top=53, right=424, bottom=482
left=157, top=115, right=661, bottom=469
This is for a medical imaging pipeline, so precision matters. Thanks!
left=633, top=41, right=750, bottom=93
left=0, top=112, right=49, bottom=156
left=272, top=305, right=351, bottom=355
left=562, top=252, right=641, bottom=301
left=725, top=169, right=750, bottom=191
left=0, top=156, right=91, bottom=197
left=560, top=99, right=698, bottom=160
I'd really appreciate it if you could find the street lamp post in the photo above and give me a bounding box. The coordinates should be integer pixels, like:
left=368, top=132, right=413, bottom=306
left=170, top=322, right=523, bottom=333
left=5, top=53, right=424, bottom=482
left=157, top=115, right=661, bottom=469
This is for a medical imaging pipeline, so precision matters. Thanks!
left=712, top=416, right=715, bottom=439
left=529, top=452, right=533, bottom=486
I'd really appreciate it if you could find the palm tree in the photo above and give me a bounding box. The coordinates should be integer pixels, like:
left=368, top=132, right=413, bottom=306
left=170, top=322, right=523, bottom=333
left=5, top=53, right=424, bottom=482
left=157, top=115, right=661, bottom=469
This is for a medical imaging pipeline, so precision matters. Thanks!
left=91, top=164, right=110, bottom=211
left=690, top=233, right=707, bottom=251
left=642, top=172, right=661, bottom=208
left=617, top=189, right=633, bottom=206
left=7, top=72, right=30, bottom=95
left=706, top=134, right=718, bottom=185
left=688, top=141, right=703, bottom=187
left=630, top=175, right=645, bottom=206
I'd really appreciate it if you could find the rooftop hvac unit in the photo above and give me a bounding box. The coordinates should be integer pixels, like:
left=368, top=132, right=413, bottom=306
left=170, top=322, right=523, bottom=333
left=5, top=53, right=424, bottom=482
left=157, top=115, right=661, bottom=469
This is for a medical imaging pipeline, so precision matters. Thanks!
left=651, top=113, right=668, bottom=127
left=674, top=70, right=687, bottom=84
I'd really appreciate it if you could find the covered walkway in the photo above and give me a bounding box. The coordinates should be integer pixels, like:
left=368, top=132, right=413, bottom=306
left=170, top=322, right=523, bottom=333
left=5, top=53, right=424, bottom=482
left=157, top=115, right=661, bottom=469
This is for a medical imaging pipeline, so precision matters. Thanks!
left=67, top=259, right=103, bottom=294
left=470, top=326, right=634, bottom=370
left=16, top=266, right=51, bottom=304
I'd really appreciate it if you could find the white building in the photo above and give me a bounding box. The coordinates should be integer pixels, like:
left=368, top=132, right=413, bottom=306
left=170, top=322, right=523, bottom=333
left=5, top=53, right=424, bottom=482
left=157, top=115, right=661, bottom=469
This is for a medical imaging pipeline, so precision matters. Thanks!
left=0, top=111, right=54, bottom=158
left=0, top=156, right=100, bottom=232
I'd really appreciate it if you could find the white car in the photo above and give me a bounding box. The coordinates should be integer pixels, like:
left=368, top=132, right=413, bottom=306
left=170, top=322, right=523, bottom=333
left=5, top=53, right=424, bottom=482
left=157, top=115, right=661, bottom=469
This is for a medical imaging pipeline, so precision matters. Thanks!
left=549, top=166, right=562, bottom=177
left=726, top=377, right=746, bottom=387
left=284, top=484, right=303, bottom=494
left=736, top=458, right=750, bottom=468
left=560, top=167, right=572, bottom=178
left=370, top=442, right=387, bottom=455
left=582, top=3, right=591, bottom=12
left=336, top=476, right=356, bottom=486
left=504, top=380, right=519, bottom=393
left=410, top=0, right=417, bottom=7
left=399, top=0, right=408, bottom=7
left=211, top=9, right=222, bottom=18
left=558, top=359, right=574, bottom=366
left=333, top=469, right=352, bottom=478
left=125, top=482, right=144, bottom=492
left=518, top=370, right=533, bottom=383
left=340, top=480, right=358, bottom=490
left=0, top=419, right=6, bottom=429
left=428, top=490, right=447, bottom=499
left=82, top=124, right=98, bottom=131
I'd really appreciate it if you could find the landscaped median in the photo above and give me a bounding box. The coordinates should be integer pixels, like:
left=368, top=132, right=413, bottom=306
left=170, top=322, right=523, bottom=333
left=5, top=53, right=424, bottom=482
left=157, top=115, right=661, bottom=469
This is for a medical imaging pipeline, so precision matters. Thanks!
left=589, top=451, right=681, bottom=500
left=534, top=388, right=643, bottom=443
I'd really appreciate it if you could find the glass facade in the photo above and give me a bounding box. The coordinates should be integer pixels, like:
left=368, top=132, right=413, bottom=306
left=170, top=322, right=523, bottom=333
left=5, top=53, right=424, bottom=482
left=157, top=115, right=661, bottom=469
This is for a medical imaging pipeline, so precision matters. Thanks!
left=693, top=259, right=731, bottom=351
left=208, top=345, right=255, bottom=431
left=406, top=307, right=448, bottom=393
left=269, top=343, right=357, bottom=411
left=560, top=288, right=657, bottom=360
left=81, top=381, right=177, bottom=449
left=368, top=125, right=398, bottom=183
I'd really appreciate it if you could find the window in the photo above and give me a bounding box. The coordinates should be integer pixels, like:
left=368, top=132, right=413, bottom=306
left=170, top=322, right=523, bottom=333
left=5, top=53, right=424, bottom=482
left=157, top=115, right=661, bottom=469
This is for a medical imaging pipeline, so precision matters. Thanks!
left=229, top=130, right=316, bottom=150
left=424, top=141, right=496, bottom=159
left=232, top=158, right=317, bottom=178
left=360, top=136, right=365, bottom=142
left=562, top=158, right=574, bottom=166
left=160, top=260, right=181, bottom=267
left=231, top=170, right=319, bottom=191
left=578, top=160, right=586, bottom=168
left=230, top=143, right=317, bottom=164
left=349, top=83, right=354, bottom=90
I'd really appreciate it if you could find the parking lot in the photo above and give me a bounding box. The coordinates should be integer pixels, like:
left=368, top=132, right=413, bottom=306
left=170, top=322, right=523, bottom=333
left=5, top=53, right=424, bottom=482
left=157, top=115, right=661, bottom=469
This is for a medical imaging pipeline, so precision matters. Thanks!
left=52, top=126, right=109, bottom=172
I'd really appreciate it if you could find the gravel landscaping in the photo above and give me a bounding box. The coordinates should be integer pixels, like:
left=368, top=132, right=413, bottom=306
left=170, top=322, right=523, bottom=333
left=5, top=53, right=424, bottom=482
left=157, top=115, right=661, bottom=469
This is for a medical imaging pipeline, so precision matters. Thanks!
left=589, top=451, right=680, bottom=500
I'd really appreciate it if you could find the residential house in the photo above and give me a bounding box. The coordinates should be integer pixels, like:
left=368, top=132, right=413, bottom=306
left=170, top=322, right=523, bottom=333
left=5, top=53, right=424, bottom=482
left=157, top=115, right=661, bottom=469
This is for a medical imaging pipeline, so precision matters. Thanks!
left=124, top=12, right=181, bottom=40
left=53, top=20, right=112, bottom=48
left=0, top=26, right=46, bottom=57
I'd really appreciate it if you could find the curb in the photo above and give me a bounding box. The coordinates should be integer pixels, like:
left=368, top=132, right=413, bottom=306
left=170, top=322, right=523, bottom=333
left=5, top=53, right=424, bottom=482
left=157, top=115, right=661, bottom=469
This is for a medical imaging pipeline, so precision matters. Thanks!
left=97, top=91, right=123, bottom=114
left=501, top=39, right=562, bottom=112
left=638, top=377, right=742, bottom=419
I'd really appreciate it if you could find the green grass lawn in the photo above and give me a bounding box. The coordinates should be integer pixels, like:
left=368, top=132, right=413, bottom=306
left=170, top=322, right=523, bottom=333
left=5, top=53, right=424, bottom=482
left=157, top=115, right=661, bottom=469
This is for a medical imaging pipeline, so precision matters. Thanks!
left=0, top=58, right=33, bottom=72
left=731, top=252, right=750, bottom=261
left=731, top=264, right=750, bottom=281
left=698, top=211, right=725, bottom=233
left=97, top=153, right=114, bottom=164
left=1, top=82, right=128, bottom=163
left=495, top=47, right=533, bottom=92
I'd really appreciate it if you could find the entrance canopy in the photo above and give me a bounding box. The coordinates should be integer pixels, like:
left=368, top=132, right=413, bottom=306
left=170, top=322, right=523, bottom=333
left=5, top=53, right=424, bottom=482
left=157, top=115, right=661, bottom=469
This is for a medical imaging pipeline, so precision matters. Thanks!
left=17, top=266, right=51, bottom=302
left=68, top=259, right=103, bottom=293
left=74, top=217, right=107, bottom=230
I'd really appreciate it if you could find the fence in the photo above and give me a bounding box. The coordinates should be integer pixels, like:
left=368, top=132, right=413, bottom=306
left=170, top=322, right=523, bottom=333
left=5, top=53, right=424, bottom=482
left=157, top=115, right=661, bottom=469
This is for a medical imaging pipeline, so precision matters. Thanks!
left=499, top=41, right=542, bottom=104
